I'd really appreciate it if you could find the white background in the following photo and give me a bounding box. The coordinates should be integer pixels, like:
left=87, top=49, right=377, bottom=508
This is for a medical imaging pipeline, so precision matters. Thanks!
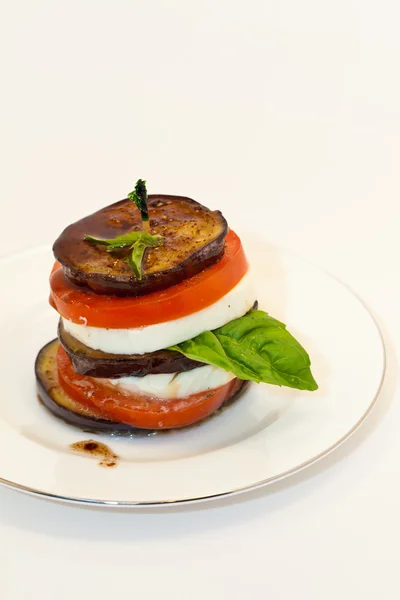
left=1, top=1, right=399, bottom=598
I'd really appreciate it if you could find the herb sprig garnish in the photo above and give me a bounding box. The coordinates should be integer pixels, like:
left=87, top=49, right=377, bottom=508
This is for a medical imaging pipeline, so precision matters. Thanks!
left=128, top=179, right=150, bottom=232
left=84, top=180, right=163, bottom=280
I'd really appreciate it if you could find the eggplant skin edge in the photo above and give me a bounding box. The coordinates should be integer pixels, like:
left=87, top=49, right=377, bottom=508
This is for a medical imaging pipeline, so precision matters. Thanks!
left=58, top=320, right=204, bottom=378
left=35, top=339, right=249, bottom=434
left=57, top=301, right=259, bottom=379
left=53, top=195, right=229, bottom=297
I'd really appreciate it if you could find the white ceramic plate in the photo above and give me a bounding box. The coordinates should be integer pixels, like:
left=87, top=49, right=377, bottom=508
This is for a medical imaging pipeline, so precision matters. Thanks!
left=0, top=237, right=385, bottom=506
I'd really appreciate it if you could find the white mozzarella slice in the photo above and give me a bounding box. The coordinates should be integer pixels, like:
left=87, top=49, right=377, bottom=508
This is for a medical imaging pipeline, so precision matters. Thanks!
left=62, top=271, right=255, bottom=355
left=105, top=365, right=235, bottom=399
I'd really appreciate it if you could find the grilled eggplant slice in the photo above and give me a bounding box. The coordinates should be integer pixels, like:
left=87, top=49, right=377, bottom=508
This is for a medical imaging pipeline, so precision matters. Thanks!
left=58, top=320, right=204, bottom=378
left=36, top=340, right=249, bottom=433
left=53, top=195, right=228, bottom=296
left=36, top=339, right=136, bottom=432
left=58, top=301, right=258, bottom=379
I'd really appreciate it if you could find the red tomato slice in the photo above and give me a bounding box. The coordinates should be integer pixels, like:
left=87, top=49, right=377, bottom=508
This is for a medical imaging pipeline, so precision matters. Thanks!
left=49, top=230, right=248, bottom=329
left=56, top=346, right=241, bottom=429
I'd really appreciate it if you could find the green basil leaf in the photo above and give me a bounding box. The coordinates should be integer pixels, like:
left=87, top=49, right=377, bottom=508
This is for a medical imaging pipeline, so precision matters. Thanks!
left=169, top=310, right=318, bottom=391
left=126, top=241, right=146, bottom=280
left=84, top=231, right=163, bottom=279
left=137, top=233, right=164, bottom=247
left=84, top=232, right=142, bottom=249
left=125, top=234, right=164, bottom=279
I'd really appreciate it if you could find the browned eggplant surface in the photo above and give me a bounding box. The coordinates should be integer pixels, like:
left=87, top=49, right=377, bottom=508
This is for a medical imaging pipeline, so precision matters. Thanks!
left=58, top=320, right=204, bottom=378
left=35, top=339, right=144, bottom=432
left=53, top=195, right=228, bottom=296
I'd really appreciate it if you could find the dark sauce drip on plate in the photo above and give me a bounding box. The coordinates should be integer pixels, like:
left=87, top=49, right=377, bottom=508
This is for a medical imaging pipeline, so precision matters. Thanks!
left=70, top=439, right=119, bottom=467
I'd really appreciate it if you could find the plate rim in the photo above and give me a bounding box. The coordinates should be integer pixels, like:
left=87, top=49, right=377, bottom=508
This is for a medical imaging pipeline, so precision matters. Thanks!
left=0, top=244, right=386, bottom=507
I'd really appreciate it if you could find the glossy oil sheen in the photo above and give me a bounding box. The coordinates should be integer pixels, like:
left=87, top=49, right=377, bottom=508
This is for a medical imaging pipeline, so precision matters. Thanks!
left=53, top=195, right=228, bottom=296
